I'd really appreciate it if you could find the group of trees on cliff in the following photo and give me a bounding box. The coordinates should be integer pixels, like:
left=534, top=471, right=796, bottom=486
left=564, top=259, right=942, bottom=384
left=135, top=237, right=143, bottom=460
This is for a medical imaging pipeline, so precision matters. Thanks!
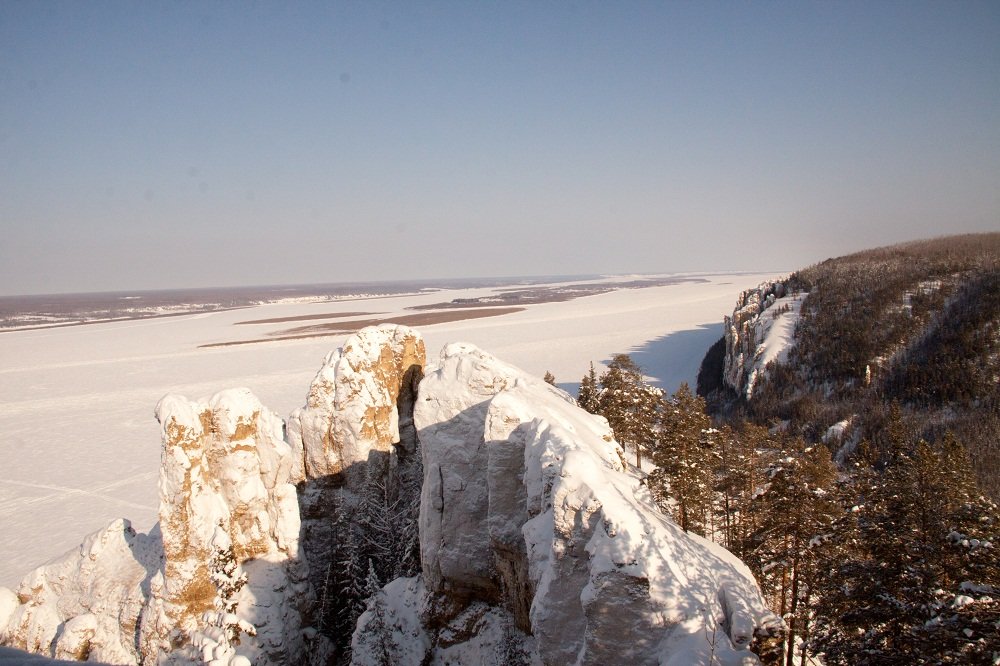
left=314, top=463, right=421, bottom=663
left=577, top=353, right=1000, bottom=665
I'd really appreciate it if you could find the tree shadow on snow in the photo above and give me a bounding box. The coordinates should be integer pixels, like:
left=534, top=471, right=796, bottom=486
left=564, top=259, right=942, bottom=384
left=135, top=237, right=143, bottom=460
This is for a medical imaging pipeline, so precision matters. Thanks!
left=621, top=323, right=723, bottom=395
left=559, top=324, right=724, bottom=399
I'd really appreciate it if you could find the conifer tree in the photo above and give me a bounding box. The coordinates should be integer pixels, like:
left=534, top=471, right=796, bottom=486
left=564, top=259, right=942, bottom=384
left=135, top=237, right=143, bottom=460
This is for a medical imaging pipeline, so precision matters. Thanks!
left=354, top=559, right=393, bottom=666
left=363, top=558, right=382, bottom=602
left=714, top=422, right=773, bottom=559
left=649, top=383, right=715, bottom=534
left=207, top=536, right=256, bottom=647
left=753, top=441, right=838, bottom=666
left=598, top=354, right=661, bottom=467
left=812, top=433, right=1000, bottom=665
left=334, top=520, right=368, bottom=656
left=357, top=463, right=421, bottom=583
left=577, top=362, right=601, bottom=414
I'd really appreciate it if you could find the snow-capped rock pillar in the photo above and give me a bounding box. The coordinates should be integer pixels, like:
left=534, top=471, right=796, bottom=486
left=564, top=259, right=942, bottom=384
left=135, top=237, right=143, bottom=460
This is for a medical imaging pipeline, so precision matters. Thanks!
left=413, top=342, right=782, bottom=665
left=142, top=388, right=308, bottom=664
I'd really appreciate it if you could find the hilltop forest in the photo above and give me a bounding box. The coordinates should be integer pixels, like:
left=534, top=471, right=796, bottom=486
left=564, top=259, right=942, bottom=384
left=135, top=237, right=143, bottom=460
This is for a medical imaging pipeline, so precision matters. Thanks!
left=577, top=234, right=1000, bottom=665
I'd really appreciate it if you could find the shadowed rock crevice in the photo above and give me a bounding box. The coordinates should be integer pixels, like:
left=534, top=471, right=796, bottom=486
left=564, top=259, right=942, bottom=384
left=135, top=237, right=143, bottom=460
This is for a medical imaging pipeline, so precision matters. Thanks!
left=286, top=326, right=426, bottom=663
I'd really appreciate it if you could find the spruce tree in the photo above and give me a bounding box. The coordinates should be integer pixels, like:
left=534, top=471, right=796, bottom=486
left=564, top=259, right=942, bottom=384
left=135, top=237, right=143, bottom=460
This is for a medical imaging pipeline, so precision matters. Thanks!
left=598, top=354, right=661, bottom=467
left=812, top=433, right=1000, bottom=665
left=649, top=383, right=715, bottom=535
left=757, top=441, right=838, bottom=666
left=715, top=422, right=773, bottom=560
left=577, top=362, right=601, bottom=414
left=355, top=559, right=393, bottom=666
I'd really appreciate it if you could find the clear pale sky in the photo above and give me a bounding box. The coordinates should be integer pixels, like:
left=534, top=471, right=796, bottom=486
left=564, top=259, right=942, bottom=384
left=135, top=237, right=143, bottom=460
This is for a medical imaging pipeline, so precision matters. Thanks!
left=1, top=1, right=997, bottom=295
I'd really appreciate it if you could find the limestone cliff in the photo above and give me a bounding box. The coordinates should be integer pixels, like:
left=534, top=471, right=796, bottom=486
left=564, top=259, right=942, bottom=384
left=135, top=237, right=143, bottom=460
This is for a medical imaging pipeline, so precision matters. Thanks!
left=288, top=324, right=425, bottom=482
left=141, top=388, right=311, bottom=664
left=723, top=279, right=805, bottom=400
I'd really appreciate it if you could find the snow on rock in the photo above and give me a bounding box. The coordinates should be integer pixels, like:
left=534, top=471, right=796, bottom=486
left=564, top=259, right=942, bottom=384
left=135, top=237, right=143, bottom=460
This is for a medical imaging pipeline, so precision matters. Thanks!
left=0, top=519, right=158, bottom=664
left=350, top=577, right=431, bottom=666
left=353, top=341, right=780, bottom=665
left=287, top=324, right=426, bottom=482
left=142, top=387, right=310, bottom=664
left=0, top=588, right=19, bottom=639
left=723, top=280, right=805, bottom=400
left=0, top=388, right=313, bottom=665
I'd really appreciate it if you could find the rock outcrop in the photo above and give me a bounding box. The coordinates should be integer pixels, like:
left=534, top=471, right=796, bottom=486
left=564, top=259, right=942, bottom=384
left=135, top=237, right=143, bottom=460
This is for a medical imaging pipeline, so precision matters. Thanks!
left=0, top=519, right=158, bottom=664
left=142, top=388, right=311, bottom=664
left=2, top=326, right=779, bottom=665
left=286, top=325, right=425, bottom=653
left=353, top=342, right=782, bottom=665
left=288, top=324, right=425, bottom=483
left=723, top=279, right=805, bottom=400
left=0, top=389, right=313, bottom=665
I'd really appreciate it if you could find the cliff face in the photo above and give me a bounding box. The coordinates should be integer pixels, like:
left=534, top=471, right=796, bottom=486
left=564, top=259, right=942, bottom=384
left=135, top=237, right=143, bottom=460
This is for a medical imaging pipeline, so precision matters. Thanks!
left=722, top=279, right=804, bottom=400
left=1, top=325, right=778, bottom=665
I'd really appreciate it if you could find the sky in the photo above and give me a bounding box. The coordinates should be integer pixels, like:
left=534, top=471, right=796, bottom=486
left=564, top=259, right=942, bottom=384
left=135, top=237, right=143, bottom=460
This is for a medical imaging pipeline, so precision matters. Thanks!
left=1, top=1, right=997, bottom=295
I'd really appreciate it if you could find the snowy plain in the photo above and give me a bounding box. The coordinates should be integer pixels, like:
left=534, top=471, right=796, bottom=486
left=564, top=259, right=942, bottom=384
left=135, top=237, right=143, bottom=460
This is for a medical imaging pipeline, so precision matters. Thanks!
left=0, top=272, right=776, bottom=588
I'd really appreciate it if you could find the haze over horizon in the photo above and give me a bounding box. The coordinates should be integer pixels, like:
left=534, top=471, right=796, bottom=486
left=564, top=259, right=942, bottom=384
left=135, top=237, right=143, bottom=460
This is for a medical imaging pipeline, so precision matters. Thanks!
left=2, top=2, right=998, bottom=296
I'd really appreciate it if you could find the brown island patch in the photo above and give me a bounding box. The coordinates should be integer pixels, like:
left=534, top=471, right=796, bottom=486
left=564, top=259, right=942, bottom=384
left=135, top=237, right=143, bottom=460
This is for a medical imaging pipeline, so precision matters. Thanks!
left=408, top=276, right=708, bottom=310
left=200, top=307, right=525, bottom=348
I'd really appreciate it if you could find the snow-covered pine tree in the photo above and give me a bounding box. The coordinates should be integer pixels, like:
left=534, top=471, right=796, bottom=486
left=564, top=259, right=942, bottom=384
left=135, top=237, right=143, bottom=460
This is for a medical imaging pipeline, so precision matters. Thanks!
left=577, top=362, right=601, bottom=414
left=714, top=421, right=774, bottom=560
left=363, top=559, right=382, bottom=604
left=745, top=439, right=838, bottom=666
left=649, top=383, right=715, bottom=535
left=496, top=613, right=530, bottom=666
left=352, top=559, right=394, bottom=666
left=598, top=354, right=661, bottom=467
left=184, top=530, right=257, bottom=665
left=812, top=432, right=1000, bottom=665
left=358, top=472, right=400, bottom=584
left=330, top=501, right=368, bottom=662
left=391, top=489, right=421, bottom=580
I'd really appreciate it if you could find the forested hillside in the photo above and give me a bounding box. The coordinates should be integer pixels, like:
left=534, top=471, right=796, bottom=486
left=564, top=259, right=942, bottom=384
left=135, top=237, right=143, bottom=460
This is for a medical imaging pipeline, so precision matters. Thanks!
left=702, top=233, right=1000, bottom=497
left=579, top=234, right=1000, bottom=664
